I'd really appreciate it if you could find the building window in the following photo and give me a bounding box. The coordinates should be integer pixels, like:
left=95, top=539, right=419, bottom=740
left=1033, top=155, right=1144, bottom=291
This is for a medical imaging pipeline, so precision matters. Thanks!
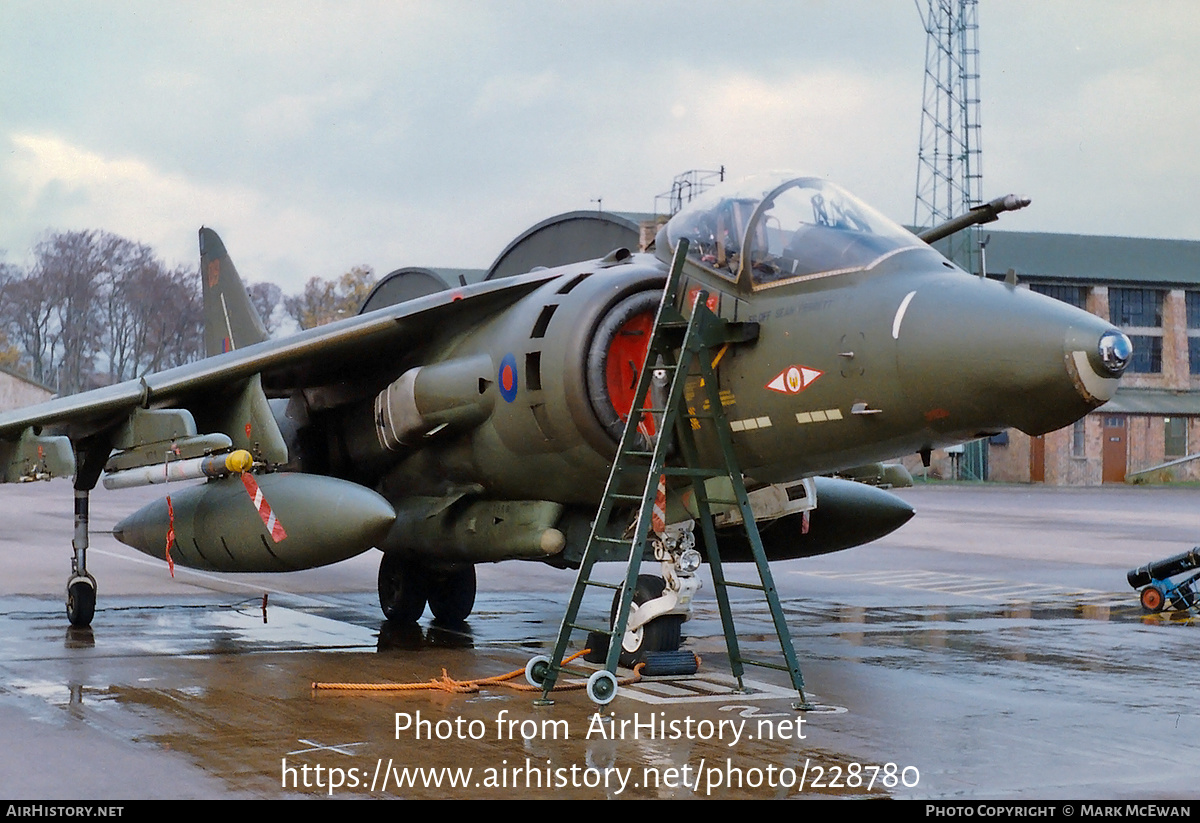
left=1187, top=292, right=1200, bottom=327
left=1110, top=288, right=1163, bottom=327
left=1187, top=292, right=1200, bottom=374
left=1165, top=416, right=1188, bottom=458
left=1072, top=419, right=1086, bottom=458
left=1110, top=288, right=1163, bottom=373
left=1031, top=283, right=1086, bottom=309
left=1128, top=335, right=1163, bottom=373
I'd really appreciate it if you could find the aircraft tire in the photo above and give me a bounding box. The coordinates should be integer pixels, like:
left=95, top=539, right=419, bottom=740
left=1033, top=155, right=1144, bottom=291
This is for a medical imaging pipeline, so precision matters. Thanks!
left=66, top=579, right=96, bottom=628
left=427, top=566, right=476, bottom=624
left=1140, top=585, right=1166, bottom=613
left=611, top=574, right=683, bottom=668
left=378, top=553, right=427, bottom=623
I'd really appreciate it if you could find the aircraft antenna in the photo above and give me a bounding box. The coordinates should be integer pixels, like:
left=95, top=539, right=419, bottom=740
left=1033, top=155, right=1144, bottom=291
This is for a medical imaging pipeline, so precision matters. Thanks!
left=913, top=0, right=982, bottom=274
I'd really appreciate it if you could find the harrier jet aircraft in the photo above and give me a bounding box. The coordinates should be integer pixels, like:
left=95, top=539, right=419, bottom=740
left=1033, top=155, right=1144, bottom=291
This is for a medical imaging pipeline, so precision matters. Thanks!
left=0, top=174, right=1131, bottom=657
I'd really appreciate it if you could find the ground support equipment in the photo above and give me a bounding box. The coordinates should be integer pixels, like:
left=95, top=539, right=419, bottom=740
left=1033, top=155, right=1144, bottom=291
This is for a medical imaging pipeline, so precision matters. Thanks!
left=526, top=239, right=813, bottom=709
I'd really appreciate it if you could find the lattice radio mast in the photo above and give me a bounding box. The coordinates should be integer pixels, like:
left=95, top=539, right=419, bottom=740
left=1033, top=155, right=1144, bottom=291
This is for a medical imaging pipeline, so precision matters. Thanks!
left=913, top=0, right=982, bottom=273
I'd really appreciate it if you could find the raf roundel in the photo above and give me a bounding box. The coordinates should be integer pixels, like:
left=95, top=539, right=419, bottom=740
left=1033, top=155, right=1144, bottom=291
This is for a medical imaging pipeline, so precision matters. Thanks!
left=498, top=353, right=519, bottom=403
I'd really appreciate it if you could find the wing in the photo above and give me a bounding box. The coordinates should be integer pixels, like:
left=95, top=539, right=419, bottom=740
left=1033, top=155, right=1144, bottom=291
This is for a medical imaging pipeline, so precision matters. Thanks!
left=0, top=229, right=559, bottom=482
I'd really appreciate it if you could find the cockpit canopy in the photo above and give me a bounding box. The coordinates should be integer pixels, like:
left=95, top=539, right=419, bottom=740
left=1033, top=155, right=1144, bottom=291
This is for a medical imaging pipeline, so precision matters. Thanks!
left=659, top=174, right=924, bottom=289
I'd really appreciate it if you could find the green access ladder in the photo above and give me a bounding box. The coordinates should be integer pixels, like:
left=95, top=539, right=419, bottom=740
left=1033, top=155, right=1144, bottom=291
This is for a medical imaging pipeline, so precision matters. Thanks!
left=529, top=239, right=812, bottom=709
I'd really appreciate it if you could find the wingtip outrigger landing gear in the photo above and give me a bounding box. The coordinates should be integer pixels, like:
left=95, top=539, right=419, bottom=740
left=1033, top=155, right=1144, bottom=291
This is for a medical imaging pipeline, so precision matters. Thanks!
left=66, top=490, right=96, bottom=628
left=64, top=440, right=109, bottom=629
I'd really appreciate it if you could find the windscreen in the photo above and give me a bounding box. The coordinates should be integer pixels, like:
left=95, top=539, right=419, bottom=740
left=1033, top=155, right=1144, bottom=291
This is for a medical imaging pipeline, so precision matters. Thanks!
left=663, top=175, right=922, bottom=287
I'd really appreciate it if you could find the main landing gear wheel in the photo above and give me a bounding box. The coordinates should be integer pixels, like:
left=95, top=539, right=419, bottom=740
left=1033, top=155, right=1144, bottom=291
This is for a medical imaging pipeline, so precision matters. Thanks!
left=427, top=566, right=476, bottom=623
left=1140, top=585, right=1166, bottom=613
left=587, top=670, right=618, bottom=705
left=611, top=574, right=683, bottom=668
left=66, top=576, right=96, bottom=628
left=378, top=553, right=426, bottom=623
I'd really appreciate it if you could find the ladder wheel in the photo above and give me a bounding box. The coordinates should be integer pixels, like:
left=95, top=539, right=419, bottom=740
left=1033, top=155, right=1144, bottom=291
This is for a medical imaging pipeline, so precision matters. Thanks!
left=612, top=575, right=683, bottom=667
left=1140, top=585, right=1166, bottom=613
left=587, top=669, right=618, bottom=705
left=525, top=655, right=551, bottom=688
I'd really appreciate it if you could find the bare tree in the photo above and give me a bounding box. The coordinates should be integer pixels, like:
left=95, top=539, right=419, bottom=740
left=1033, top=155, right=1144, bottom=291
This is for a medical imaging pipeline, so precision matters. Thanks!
left=3, top=259, right=60, bottom=386
left=140, top=264, right=203, bottom=372
left=0, top=230, right=205, bottom=393
left=247, top=281, right=283, bottom=336
left=36, top=231, right=110, bottom=393
left=284, top=265, right=375, bottom=330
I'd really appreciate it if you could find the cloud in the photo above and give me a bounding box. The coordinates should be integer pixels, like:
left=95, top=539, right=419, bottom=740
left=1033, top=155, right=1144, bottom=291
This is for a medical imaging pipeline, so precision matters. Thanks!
left=1, top=133, right=336, bottom=283
left=470, top=71, right=560, bottom=118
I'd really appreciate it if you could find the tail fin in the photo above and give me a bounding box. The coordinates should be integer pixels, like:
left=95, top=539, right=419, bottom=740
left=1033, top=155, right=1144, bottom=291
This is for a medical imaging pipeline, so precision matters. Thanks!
left=199, top=227, right=269, bottom=357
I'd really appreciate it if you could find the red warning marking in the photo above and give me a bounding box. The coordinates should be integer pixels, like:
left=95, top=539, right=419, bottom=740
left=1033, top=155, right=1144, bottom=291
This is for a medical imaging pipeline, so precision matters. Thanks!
left=206, top=259, right=221, bottom=288
left=165, top=495, right=176, bottom=578
left=766, top=365, right=822, bottom=394
left=687, top=287, right=719, bottom=313
left=241, top=473, right=287, bottom=543
left=245, top=423, right=253, bottom=439
left=651, top=475, right=667, bottom=536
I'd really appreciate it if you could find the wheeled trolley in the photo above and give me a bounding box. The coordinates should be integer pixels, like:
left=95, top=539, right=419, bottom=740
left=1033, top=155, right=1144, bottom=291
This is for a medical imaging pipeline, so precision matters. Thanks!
left=1127, top=548, right=1200, bottom=613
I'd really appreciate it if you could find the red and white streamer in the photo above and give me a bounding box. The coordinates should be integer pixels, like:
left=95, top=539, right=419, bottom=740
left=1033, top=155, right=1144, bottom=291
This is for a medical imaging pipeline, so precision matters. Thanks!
left=241, top=473, right=287, bottom=543
left=651, top=474, right=667, bottom=536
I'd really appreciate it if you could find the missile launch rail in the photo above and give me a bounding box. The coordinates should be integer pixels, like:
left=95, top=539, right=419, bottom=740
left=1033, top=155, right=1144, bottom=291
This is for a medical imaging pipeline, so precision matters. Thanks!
left=526, top=239, right=813, bottom=709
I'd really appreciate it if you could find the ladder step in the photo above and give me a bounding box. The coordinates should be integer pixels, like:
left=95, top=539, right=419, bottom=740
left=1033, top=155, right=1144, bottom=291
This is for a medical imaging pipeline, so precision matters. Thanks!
left=724, top=580, right=767, bottom=592
left=568, top=623, right=615, bottom=636
left=662, top=467, right=724, bottom=478
left=552, top=664, right=595, bottom=679
left=608, top=493, right=643, bottom=501
left=582, top=579, right=621, bottom=590
left=593, top=536, right=630, bottom=545
left=735, top=659, right=794, bottom=674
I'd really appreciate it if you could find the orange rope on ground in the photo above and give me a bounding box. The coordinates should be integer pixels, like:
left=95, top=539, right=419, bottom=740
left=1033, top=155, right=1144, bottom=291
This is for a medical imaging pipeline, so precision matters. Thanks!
left=312, top=650, right=644, bottom=694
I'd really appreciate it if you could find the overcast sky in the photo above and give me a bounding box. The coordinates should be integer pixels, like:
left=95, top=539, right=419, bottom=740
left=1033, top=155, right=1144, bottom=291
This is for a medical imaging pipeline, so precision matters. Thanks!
left=2, top=2, right=1197, bottom=291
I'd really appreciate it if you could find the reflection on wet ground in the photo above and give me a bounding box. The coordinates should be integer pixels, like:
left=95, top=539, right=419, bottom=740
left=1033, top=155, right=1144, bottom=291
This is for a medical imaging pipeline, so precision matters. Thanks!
left=2, top=580, right=1197, bottom=799
left=3, top=484, right=1200, bottom=799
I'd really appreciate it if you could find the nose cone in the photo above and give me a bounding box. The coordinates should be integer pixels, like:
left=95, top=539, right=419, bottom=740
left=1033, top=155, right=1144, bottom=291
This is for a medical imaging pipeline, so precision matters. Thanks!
left=895, top=277, right=1128, bottom=437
